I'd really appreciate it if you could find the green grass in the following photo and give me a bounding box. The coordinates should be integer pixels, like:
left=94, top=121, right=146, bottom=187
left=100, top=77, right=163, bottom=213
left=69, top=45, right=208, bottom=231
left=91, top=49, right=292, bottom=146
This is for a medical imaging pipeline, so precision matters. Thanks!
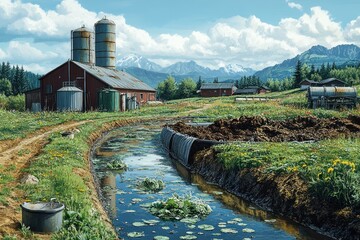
left=213, top=137, right=360, bottom=208
left=0, top=88, right=359, bottom=238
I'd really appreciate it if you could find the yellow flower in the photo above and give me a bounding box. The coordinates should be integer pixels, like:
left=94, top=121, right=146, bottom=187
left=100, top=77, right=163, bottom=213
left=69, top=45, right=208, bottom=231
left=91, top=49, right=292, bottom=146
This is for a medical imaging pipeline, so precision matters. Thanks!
left=302, top=164, right=307, bottom=168
left=332, top=159, right=341, bottom=166
left=324, top=177, right=330, bottom=181
left=327, top=167, right=334, bottom=174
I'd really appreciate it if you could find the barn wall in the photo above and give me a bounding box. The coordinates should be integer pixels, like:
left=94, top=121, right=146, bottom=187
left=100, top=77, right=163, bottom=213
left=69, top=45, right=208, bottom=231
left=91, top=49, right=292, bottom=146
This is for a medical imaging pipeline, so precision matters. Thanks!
left=40, top=61, right=156, bottom=111
left=25, top=89, right=41, bottom=111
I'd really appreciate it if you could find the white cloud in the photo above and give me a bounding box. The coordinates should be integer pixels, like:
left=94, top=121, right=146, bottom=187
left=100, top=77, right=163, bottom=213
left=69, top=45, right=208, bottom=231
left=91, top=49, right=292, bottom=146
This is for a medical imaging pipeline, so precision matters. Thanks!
left=0, top=0, right=359, bottom=73
left=287, top=1, right=303, bottom=11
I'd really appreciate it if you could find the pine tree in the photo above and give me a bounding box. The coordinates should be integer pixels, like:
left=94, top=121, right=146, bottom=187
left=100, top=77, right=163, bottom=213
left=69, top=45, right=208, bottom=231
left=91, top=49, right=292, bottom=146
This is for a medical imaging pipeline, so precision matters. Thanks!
left=213, top=77, right=219, bottom=83
left=196, top=76, right=202, bottom=90
left=293, top=60, right=305, bottom=88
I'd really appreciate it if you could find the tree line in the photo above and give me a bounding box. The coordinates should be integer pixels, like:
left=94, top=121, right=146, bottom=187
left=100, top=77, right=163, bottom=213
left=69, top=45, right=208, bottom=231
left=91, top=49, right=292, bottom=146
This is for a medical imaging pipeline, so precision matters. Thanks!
left=0, top=62, right=41, bottom=96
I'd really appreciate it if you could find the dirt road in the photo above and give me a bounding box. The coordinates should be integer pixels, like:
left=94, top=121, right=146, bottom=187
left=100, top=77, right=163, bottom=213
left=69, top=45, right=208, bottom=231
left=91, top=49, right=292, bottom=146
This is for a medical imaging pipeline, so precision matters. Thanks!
left=0, top=120, right=90, bottom=238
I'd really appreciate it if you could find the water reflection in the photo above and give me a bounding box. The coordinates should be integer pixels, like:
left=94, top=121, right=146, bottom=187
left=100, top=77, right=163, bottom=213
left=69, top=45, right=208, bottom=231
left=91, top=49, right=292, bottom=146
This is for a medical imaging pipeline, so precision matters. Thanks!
left=92, top=123, right=333, bottom=240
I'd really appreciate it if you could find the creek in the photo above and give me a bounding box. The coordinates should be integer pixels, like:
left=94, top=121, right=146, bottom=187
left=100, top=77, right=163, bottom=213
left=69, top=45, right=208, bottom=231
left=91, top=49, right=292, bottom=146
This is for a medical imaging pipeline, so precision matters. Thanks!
left=91, top=122, right=332, bottom=240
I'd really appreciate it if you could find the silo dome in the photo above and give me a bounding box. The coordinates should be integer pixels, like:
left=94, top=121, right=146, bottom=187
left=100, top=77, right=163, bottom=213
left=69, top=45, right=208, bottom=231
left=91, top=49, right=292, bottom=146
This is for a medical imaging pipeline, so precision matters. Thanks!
left=71, top=25, right=95, bottom=64
left=95, top=17, right=116, bottom=69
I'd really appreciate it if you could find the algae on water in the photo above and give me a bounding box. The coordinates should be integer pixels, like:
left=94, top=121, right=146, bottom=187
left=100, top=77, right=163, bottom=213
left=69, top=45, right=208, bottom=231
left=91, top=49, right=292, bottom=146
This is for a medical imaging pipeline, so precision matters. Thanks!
left=136, top=178, right=165, bottom=193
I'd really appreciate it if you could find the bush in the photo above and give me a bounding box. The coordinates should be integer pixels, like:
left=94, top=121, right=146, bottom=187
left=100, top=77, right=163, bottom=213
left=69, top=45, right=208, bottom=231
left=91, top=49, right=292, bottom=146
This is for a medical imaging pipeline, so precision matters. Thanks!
left=0, top=94, right=8, bottom=109
left=7, top=95, right=25, bottom=111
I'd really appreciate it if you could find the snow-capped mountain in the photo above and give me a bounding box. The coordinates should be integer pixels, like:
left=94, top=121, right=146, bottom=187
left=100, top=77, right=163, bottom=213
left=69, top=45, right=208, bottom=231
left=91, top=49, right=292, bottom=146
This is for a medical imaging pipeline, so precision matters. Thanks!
left=217, top=64, right=255, bottom=76
left=117, top=54, right=162, bottom=72
left=117, top=54, right=255, bottom=77
left=161, top=60, right=212, bottom=75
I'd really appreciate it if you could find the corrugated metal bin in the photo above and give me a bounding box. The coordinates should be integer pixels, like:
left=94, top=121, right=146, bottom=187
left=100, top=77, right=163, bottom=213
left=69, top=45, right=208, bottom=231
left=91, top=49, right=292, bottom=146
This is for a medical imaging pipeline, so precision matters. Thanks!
left=98, top=89, right=120, bottom=111
left=56, top=86, right=83, bottom=112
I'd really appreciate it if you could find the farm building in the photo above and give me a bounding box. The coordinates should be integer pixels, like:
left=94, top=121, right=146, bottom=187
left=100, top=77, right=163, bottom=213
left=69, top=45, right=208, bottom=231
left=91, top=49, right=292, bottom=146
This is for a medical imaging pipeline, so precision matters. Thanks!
left=200, top=83, right=237, bottom=97
left=27, top=17, right=155, bottom=112
left=39, top=60, right=156, bottom=111
left=300, top=78, right=347, bottom=89
left=234, top=86, right=270, bottom=95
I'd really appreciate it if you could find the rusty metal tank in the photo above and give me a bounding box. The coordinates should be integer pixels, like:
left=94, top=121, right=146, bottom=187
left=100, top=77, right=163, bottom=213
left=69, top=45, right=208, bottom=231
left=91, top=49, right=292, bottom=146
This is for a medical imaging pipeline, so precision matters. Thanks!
left=95, top=17, right=116, bottom=69
left=71, top=25, right=95, bottom=64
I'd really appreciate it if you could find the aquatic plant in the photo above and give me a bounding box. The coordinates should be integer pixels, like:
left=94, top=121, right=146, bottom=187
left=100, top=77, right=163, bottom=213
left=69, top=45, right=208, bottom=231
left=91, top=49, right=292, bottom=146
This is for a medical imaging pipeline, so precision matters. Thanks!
left=145, top=194, right=212, bottom=220
left=136, top=178, right=165, bottom=193
left=106, top=159, right=127, bottom=170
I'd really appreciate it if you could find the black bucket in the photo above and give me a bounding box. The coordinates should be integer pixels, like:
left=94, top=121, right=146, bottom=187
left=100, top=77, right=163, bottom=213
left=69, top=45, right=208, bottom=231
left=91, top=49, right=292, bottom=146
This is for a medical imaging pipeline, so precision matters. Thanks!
left=20, top=201, right=65, bottom=232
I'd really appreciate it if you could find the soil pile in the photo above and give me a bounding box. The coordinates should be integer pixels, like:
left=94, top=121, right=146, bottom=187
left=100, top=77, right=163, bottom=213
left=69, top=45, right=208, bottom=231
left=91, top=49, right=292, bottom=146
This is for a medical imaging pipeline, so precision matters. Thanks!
left=170, top=115, right=360, bottom=142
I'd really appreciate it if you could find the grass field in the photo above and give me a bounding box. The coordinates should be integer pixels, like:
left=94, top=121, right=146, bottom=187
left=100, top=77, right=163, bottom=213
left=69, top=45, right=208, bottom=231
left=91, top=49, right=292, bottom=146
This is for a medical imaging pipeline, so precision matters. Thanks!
left=0, top=88, right=359, bottom=239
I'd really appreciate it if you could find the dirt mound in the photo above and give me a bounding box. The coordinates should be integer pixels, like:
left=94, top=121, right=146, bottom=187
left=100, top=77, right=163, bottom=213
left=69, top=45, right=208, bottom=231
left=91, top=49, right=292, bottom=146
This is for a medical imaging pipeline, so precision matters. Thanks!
left=170, top=115, right=360, bottom=142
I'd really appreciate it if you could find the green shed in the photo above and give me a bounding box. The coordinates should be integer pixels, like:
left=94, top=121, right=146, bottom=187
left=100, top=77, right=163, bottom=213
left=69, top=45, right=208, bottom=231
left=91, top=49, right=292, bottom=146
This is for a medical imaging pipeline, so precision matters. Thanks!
left=98, top=89, right=120, bottom=111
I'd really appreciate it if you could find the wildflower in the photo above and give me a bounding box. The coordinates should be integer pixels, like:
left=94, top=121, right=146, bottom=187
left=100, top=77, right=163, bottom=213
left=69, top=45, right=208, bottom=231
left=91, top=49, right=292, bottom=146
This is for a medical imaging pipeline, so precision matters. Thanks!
left=332, top=159, right=341, bottom=166
left=327, top=167, right=334, bottom=174
left=302, top=164, right=307, bottom=168
left=324, top=177, right=330, bottom=181
left=317, top=172, right=322, bottom=179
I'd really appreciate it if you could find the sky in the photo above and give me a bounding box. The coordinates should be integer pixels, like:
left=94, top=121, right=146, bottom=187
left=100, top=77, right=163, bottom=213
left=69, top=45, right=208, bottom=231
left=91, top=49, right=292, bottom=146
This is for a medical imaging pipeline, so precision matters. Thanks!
left=1, top=0, right=360, bottom=74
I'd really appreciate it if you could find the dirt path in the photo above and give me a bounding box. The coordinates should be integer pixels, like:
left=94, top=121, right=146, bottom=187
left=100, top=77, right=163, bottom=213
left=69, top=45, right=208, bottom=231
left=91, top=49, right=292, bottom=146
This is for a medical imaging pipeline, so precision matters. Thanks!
left=186, top=103, right=212, bottom=115
left=0, top=120, right=90, bottom=238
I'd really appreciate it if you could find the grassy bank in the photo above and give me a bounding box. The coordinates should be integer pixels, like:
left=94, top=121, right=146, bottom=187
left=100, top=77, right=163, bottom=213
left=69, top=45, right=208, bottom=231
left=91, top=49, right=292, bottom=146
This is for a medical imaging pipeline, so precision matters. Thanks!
left=0, top=88, right=359, bottom=239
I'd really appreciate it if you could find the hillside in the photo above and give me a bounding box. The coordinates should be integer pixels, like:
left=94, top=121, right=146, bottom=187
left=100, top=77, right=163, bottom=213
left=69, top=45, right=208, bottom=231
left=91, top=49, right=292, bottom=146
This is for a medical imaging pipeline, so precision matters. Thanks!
left=255, top=44, right=360, bottom=80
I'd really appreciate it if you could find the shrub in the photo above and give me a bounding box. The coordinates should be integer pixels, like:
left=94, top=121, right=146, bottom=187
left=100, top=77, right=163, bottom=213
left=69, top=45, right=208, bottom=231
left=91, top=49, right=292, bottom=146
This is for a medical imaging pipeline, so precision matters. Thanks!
left=7, top=95, right=25, bottom=111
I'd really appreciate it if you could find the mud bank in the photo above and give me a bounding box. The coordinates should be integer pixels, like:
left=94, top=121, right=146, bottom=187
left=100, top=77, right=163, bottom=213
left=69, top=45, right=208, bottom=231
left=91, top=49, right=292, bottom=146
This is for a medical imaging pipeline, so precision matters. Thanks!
left=170, top=115, right=360, bottom=142
left=191, top=148, right=360, bottom=240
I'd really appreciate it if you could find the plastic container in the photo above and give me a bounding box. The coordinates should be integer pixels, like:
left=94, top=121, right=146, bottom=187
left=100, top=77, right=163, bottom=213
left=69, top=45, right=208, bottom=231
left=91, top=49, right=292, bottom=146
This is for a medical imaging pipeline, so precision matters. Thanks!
left=20, top=201, right=65, bottom=232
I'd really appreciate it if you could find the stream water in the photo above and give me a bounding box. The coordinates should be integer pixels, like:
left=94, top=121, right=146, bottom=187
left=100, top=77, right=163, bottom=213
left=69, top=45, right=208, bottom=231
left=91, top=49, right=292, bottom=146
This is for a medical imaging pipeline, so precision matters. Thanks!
left=92, top=122, right=333, bottom=240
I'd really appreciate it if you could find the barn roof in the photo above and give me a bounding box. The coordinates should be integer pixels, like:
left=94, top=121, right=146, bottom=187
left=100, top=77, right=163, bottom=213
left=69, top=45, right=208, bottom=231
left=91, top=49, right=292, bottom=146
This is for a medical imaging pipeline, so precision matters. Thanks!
left=73, top=61, right=155, bottom=92
left=200, top=83, right=236, bottom=90
left=319, top=78, right=346, bottom=85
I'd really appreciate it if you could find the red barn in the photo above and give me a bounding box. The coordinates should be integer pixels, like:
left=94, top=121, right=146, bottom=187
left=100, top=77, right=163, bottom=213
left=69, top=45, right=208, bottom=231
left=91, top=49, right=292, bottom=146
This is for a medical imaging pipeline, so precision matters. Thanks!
left=39, top=60, right=156, bottom=111
left=200, top=83, right=237, bottom=97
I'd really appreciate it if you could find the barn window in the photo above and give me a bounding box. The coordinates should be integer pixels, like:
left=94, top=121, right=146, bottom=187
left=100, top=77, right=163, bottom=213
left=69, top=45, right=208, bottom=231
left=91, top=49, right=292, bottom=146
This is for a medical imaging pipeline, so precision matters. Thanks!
left=140, top=93, right=144, bottom=99
left=45, top=84, right=52, bottom=94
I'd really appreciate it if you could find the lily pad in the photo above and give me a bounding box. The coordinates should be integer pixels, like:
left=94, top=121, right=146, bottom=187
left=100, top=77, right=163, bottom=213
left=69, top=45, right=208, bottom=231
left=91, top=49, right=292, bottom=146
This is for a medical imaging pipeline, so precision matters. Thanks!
left=265, top=219, right=277, bottom=223
left=180, top=235, right=197, bottom=240
left=187, top=225, right=196, bottom=229
left=154, top=236, right=169, bottom=240
left=124, top=210, right=136, bottom=213
left=227, top=220, right=237, bottom=224
left=221, top=228, right=238, bottom=233
left=238, top=223, right=247, bottom=226
left=232, top=218, right=243, bottom=222
left=242, top=228, right=256, bottom=233
left=143, top=219, right=160, bottom=225
left=132, top=222, right=146, bottom=227
left=161, top=226, right=170, bottom=230
left=127, top=232, right=145, bottom=238
left=198, top=224, right=215, bottom=231
left=218, top=224, right=226, bottom=228
left=180, top=218, right=200, bottom=224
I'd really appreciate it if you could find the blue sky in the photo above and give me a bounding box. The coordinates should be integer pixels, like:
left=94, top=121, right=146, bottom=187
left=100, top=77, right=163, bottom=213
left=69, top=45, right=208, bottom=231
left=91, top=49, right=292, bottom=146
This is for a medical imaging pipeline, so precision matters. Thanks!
left=1, top=0, right=360, bottom=74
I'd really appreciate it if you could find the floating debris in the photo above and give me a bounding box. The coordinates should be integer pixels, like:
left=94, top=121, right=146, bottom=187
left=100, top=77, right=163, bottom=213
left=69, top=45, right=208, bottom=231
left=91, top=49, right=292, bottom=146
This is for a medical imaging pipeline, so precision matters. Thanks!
left=232, top=218, right=243, bottom=222
left=180, top=218, right=200, bottom=224
left=238, top=223, right=247, bottom=226
left=124, top=210, right=136, bottom=213
left=131, top=198, right=143, bottom=204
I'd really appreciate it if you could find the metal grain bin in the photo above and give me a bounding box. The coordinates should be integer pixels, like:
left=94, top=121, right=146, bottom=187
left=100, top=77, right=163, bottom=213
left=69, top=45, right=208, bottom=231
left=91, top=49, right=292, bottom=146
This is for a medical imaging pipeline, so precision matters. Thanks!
left=95, top=17, right=116, bottom=69
left=120, top=94, right=126, bottom=111
left=98, top=89, right=120, bottom=111
left=56, top=86, right=83, bottom=112
left=71, top=25, right=95, bottom=64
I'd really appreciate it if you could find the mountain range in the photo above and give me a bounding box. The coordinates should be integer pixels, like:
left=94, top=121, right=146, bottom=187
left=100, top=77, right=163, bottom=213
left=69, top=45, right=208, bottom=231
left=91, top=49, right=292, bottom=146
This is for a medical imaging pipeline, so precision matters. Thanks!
left=117, top=44, right=360, bottom=88
left=255, top=44, right=360, bottom=80
left=117, top=54, right=255, bottom=88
